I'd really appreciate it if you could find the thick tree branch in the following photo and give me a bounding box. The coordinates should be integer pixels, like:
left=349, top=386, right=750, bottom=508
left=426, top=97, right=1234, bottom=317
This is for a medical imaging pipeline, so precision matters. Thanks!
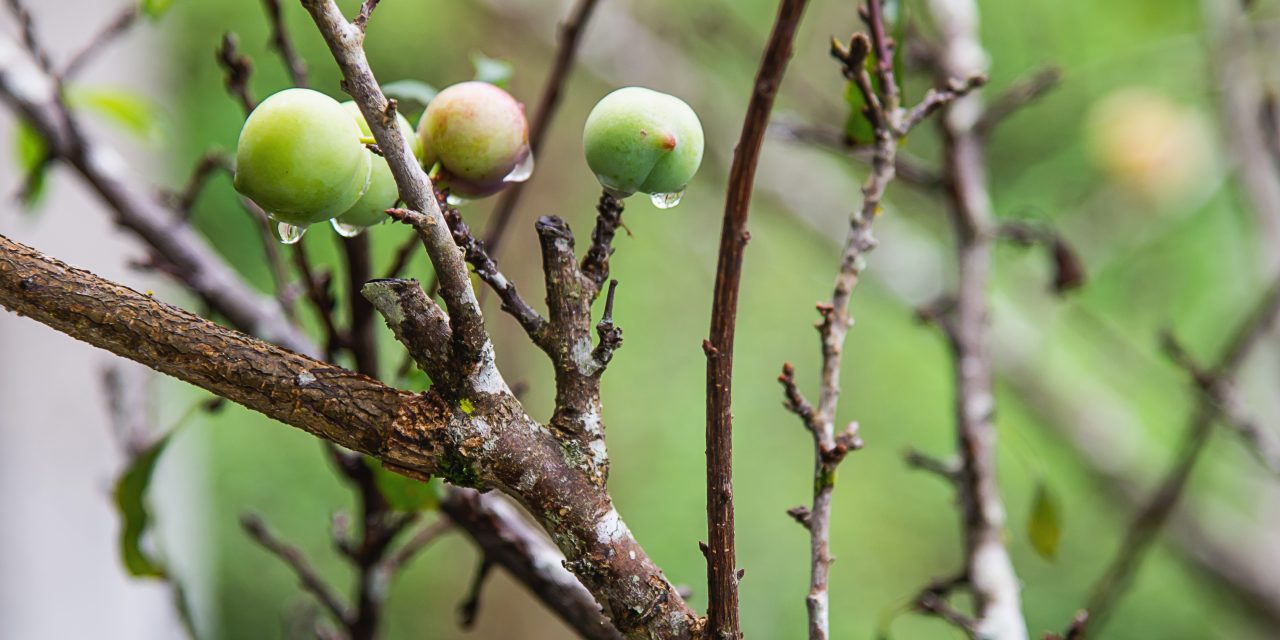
left=705, top=1, right=811, bottom=636
left=1, top=232, right=697, bottom=638
left=0, top=43, right=309, bottom=354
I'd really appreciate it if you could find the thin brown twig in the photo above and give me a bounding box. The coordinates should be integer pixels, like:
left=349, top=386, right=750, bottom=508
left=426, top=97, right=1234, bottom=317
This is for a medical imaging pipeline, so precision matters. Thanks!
left=483, top=0, right=603, bottom=256
left=974, top=66, right=1061, bottom=137
left=705, top=1, right=811, bottom=636
left=1072, top=275, right=1280, bottom=637
left=61, top=5, right=140, bottom=80
left=241, top=513, right=351, bottom=628
left=216, top=32, right=256, bottom=115
left=262, top=0, right=309, bottom=87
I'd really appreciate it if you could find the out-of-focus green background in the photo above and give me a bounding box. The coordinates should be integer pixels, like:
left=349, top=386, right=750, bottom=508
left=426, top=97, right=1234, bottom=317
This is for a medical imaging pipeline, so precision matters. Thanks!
left=131, top=0, right=1280, bottom=637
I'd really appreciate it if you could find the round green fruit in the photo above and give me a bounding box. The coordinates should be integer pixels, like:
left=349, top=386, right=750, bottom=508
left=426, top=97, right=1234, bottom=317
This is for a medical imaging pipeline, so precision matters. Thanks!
left=582, top=87, right=703, bottom=198
left=416, top=81, right=531, bottom=199
left=334, top=101, right=419, bottom=229
left=234, top=88, right=372, bottom=225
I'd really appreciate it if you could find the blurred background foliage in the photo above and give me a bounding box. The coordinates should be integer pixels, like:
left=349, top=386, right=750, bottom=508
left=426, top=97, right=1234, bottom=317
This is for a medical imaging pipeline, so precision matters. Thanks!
left=87, top=0, right=1280, bottom=637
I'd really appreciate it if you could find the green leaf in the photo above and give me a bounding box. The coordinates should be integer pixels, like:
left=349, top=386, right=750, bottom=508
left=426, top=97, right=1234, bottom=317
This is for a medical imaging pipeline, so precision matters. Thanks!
left=843, top=81, right=875, bottom=145
left=368, top=458, right=440, bottom=511
left=139, top=0, right=175, bottom=20
left=382, top=79, right=439, bottom=111
left=471, top=53, right=514, bottom=88
left=1028, top=480, right=1063, bottom=560
left=13, top=121, right=49, bottom=208
left=69, top=87, right=164, bottom=143
left=113, top=433, right=174, bottom=578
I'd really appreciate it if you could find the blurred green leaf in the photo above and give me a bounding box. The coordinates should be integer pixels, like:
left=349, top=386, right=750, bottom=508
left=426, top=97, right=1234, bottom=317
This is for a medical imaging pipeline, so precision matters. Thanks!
left=471, top=53, right=513, bottom=88
left=383, top=79, right=439, bottom=113
left=368, top=458, right=439, bottom=511
left=70, top=87, right=164, bottom=143
left=14, top=121, right=48, bottom=208
left=140, top=0, right=175, bottom=20
left=843, top=81, right=874, bottom=145
left=113, top=433, right=174, bottom=578
left=1028, top=480, right=1063, bottom=560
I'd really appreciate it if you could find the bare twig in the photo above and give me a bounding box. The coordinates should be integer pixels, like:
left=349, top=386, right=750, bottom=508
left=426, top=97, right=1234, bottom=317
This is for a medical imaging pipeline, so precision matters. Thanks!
left=61, top=5, right=140, bottom=80
left=483, top=0, right=603, bottom=256
left=705, top=1, right=811, bottom=636
left=974, top=66, right=1061, bottom=137
left=780, top=6, right=980, bottom=637
left=241, top=513, right=351, bottom=627
left=353, top=0, right=381, bottom=34
left=216, top=33, right=256, bottom=115
left=1072, top=275, right=1280, bottom=637
left=167, top=151, right=232, bottom=217
left=580, top=191, right=626, bottom=294
left=262, top=0, right=309, bottom=86
left=925, top=0, right=1026, bottom=637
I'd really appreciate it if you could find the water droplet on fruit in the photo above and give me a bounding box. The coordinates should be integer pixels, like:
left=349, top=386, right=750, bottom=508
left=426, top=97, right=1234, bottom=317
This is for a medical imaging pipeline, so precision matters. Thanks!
left=274, top=221, right=307, bottom=245
left=446, top=192, right=471, bottom=207
left=330, top=219, right=365, bottom=238
left=649, top=188, right=685, bottom=209
left=503, top=146, right=535, bottom=183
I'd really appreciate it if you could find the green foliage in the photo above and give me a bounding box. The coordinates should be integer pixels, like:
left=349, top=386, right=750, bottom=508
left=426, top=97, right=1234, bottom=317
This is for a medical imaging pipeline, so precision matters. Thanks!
left=367, top=458, right=441, bottom=511
left=13, top=120, right=48, bottom=208
left=1028, top=480, right=1063, bottom=560
left=382, top=79, right=439, bottom=113
left=70, top=87, right=164, bottom=143
left=470, top=52, right=513, bottom=88
left=140, top=0, right=176, bottom=20
left=113, top=433, right=174, bottom=578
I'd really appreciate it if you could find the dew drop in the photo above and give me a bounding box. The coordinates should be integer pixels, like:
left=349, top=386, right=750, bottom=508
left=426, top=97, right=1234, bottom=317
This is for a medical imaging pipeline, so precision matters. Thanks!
left=446, top=192, right=471, bottom=207
left=503, top=146, right=535, bottom=184
left=274, top=221, right=307, bottom=245
left=649, top=188, right=685, bottom=210
left=330, top=219, right=365, bottom=238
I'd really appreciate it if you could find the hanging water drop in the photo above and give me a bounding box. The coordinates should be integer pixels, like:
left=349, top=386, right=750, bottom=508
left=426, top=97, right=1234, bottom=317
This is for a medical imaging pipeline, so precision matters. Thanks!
left=649, top=188, right=685, bottom=209
left=275, top=221, right=307, bottom=244
left=330, top=219, right=365, bottom=238
left=446, top=192, right=471, bottom=207
left=503, top=146, right=535, bottom=183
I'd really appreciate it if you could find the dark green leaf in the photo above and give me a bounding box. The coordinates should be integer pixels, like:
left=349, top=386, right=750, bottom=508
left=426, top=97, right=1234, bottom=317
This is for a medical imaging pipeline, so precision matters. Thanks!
left=471, top=53, right=514, bottom=88
left=14, top=121, right=48, bottom=208
left=1028, top=480, right=1063, bottom=560
left=113, top=432, right=174, bottom=578
left=70, top=87, right=163, bottom=143
left=139, top=0, right=175, bottom=20
left=368, top=458, right=440, bottom=511
left=843, top=81, right=875, bottom=145
left=382, top=79, right=439, bottom=112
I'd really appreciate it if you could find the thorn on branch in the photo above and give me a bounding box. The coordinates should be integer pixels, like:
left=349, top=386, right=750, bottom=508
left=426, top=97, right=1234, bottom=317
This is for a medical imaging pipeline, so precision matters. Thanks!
left=457, top=558, right=493, bottom=629
left=592, top=279, right=623, bottom=368
left=904, top=448, right=960, bottom=481
left=787, top=505, right=813, bottom=530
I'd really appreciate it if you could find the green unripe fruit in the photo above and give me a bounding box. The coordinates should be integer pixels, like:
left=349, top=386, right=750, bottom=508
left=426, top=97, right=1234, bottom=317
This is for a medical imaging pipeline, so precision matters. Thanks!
left=416, top=81, right=532, bottom=199
left=234, top=88, right=371, bottom=225
left=582, top=87, right=704, bottom=199
left=334, top=102, right=419, bottom=229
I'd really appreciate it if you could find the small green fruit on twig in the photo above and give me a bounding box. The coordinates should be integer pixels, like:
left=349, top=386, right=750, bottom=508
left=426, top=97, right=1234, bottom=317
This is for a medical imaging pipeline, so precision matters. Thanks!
left=234, top=88, right=372, bottom=227
left=416, top=81, right=533, bottom=200
left=582, top=87, right=703, bottom=207
left=332, top=101, right=420, bottom=235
